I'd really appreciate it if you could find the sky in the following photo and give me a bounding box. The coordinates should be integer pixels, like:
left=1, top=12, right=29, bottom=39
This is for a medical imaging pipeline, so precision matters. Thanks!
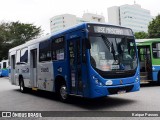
left=0, top=0, right=160, bottom=34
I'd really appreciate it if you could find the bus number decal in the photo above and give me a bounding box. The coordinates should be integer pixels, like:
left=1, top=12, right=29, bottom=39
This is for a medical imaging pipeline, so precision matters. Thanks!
left=21, top=68, right=29, bottom=73
left=41, top=68, right=49, bottom=72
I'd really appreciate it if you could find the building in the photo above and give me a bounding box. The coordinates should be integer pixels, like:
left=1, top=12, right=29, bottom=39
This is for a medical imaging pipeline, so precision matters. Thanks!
left=50, top=13, right=105, bottom=33
left=107, top=4, right=152, bottom=33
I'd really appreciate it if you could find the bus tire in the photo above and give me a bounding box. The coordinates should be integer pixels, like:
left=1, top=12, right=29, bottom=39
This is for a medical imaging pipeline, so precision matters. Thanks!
left=58, top=83, right=69, bottom=102
left=19, top=78, right=26, bottom=93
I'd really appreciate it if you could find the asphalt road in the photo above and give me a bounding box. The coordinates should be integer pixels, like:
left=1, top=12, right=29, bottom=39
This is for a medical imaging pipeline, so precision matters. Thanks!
left=0, top=77, right=160, bottom=120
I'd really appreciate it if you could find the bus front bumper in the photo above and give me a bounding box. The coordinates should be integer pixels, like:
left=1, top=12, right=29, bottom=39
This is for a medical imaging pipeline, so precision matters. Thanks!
left=89, top=82, right=140, bottom=98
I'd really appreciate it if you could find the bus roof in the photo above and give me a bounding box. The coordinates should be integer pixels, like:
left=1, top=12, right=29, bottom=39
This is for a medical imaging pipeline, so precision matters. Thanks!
left=9, top=22, right=132, bottom=52
left=136, top=38, right=160, bottom=43
left=1, top=60, right=8, bottom=62
left=9, top=35, right=51, bottom=52
left=136, top=38, right=160, bottom=46
left=49, top=22, right=132, bottom=38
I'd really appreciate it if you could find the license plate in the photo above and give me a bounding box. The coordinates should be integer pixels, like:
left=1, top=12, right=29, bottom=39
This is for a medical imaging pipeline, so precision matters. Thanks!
left=111, top=65, right=119, bottom=69
left=117, top=90, right=126, bottom=94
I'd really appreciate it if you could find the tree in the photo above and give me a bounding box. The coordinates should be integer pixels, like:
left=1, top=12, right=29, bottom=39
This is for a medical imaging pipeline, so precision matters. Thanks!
left=0, top=21, right=42, bottom=60
left=134, top=31, right=148, bottom=39
left=148, top=15, right=160, bottom=38
left=0, top=22, right=12, bottom=60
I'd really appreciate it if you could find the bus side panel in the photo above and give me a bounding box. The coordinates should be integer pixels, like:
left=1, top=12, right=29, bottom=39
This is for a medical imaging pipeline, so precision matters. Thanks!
left=14, top=65, right=19, bottom=86
left=1, top=69, right=9, bottom=77
left=81, top=62, right=90, bottom=97
left=53, top=61, right=68, bottom=90
left=0, top=60, right=9, bottom=77
left=151, top=42, right=160, bottom=82
left=0, top=70, right=1, bottom=77
left=18, top=64, right=31, bottom=88
left=152, top=71, right=158, bottom=81
left=152, top=65, right=160, bottom=81
left=37, top=61, right=54, bottom=91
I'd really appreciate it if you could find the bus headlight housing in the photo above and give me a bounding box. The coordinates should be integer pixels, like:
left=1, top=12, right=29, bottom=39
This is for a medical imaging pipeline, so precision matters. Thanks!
left=105, top=80, right=113, bottom=85
left=136, top=76, right=139, bottom=82
left=93, top=76, right=103, bottom=86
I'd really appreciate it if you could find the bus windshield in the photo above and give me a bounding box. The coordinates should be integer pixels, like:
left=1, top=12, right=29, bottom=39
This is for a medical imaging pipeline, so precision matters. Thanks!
left=90, top=35, right=138, bottom=72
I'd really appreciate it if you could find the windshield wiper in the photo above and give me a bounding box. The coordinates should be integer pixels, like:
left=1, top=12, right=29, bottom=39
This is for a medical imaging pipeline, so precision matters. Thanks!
left=101, top=35, right=116, bottom=60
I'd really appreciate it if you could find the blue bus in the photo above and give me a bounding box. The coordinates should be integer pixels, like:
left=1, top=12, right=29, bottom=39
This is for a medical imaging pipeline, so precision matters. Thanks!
left=0, top=60, right=9, bottom=77
left=9, top=23, right=140, bottom=102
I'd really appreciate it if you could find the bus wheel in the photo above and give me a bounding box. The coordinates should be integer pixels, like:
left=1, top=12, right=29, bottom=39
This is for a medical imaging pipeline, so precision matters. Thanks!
left=20, top=78, right=26, bottom=93
left=59, top=84, right=69, bottom=102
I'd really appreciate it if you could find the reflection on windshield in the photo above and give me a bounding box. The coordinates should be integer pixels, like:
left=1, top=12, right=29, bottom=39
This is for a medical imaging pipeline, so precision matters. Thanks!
left=90, top=36, right=137, bottom=72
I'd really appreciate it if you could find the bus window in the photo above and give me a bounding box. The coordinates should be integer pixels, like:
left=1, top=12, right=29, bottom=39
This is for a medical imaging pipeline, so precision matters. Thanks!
left=69, top=41, right=74, bottom=65
left=20, top=48, right=28, bottom=63
left=52, top=37, right=65, bottom=60
left=90, top=36, right=137, bottom=71
left=152, top=43, right=160, bottom=58
left=3, top=62, right=6, bottom=68
left=16, top=50, right=20, bottom=63
left=39, top=40, right=51, bottom=62
left=12, top=55, right=15, bottom=69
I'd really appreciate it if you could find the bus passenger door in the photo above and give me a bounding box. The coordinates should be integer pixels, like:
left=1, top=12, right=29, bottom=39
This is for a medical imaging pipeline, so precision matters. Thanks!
left=11, top=55, right=16, bottom=84
left=137, top=46, right=152, bottom=80
left=30, top=49, right=37, bottom=87
left=69, top=38, right=83, bottom=95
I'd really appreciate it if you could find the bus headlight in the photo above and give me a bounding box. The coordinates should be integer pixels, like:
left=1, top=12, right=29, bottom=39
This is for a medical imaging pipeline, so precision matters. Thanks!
left=95, top=79, right=99, bottom=84
left=105, top=80, right=113, bottom=85
left=136, top=76, right=139, bottom=82
left=93, top=76, right=103, bottom=86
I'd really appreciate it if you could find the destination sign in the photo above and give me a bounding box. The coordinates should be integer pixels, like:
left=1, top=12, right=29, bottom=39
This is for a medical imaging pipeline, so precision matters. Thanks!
left=94, top=26, right=123, bottom=34
left=88, top=24, right=133, bottom=36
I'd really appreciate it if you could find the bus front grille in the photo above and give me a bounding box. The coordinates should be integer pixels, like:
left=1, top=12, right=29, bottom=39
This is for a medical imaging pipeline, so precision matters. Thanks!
left=107, top=85, right=134, bottom=94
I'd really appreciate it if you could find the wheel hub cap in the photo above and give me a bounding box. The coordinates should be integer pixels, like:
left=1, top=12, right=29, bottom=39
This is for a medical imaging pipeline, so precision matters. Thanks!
left=60, top=86, right=67, bottom=100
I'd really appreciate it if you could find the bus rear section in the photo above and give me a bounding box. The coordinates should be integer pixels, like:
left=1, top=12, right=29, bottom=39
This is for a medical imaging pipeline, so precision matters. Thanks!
left=136, top=39, right=160, bottom=84
left=0, top=60, right=9, bottom=77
